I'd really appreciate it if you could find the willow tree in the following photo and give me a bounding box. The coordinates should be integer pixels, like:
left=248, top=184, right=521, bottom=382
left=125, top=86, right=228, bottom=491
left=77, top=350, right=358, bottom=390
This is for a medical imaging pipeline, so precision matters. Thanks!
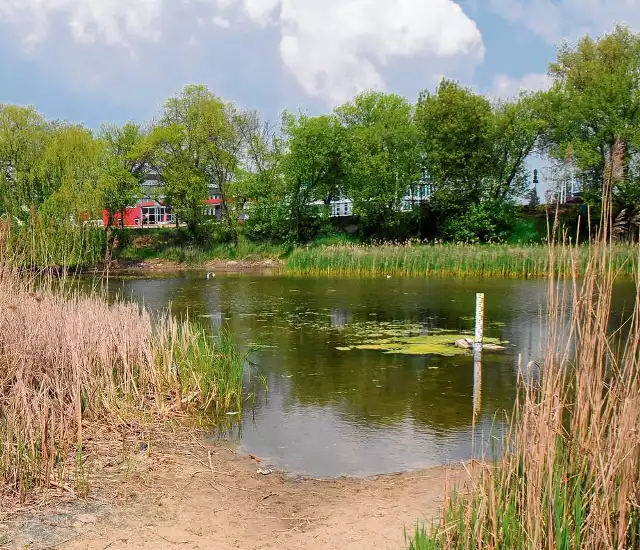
left=39, top=123, right=104, bottom=222
left=0, top=105, right=48, bottom=218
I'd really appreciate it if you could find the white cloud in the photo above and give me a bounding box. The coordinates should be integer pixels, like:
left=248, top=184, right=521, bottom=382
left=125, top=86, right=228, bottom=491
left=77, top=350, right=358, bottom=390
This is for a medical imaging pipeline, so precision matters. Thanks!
left=491, top=72, right=552, bottom=99
left=212, top=15, right=230, bottom=28
left=490, top=0, right=640, bottom=43
left=0, top=0, right=164, bottom=46
left=235, top=0, right=280, bottom=27
left=222, top=0, right=485, bottom=104
left=0, top=0, right=485, bottom=112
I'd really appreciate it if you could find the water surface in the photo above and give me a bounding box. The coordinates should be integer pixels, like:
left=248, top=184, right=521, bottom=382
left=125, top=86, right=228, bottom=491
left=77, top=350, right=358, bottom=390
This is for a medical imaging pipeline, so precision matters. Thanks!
left=100, top=273, right=636, bottom=477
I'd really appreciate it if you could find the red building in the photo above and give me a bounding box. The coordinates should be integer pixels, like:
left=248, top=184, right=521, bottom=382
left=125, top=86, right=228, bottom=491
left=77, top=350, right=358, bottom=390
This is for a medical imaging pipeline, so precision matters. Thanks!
left=102, top=196, right=224, bottom=228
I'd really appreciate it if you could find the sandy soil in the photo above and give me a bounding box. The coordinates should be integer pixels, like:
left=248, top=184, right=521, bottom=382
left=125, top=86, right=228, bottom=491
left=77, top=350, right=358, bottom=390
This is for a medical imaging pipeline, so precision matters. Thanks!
left=86, top=259, right=284, bottom=275
left=1, top=434, right=470, bottom=550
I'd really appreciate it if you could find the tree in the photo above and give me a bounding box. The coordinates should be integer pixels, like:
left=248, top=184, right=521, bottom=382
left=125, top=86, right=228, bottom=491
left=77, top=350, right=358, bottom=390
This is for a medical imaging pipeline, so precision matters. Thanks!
left=415, top=80, right=494, bottom=211
left=547, top=25, right=640, bottom=208
left=99, top=123, right=148, bottom=228
left=336, top=91, right=420, bottom=235
left=487, top=93, right=549, bottom=202
left=0, top=105, right=48, bottom=218
left=38, top=123, right=103, bottom=222
left=151, top=85, right=247, bottom=241
left=276, top=112, right=345, bottom=241
left=235, top=112, right=290, bottom=242
left=415, top=81, right=546, bottom=241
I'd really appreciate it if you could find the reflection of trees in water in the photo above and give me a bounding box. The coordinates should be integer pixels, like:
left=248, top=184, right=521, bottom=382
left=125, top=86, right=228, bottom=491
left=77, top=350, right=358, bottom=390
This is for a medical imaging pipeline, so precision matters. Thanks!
left=252, top=343, right=519, bottom=434
left=101, top=275, right=625, bottom=437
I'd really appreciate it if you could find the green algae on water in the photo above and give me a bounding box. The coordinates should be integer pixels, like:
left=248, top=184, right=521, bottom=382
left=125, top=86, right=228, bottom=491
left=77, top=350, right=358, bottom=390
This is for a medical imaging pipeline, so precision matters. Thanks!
left=337, top=331, right=508, bottom=356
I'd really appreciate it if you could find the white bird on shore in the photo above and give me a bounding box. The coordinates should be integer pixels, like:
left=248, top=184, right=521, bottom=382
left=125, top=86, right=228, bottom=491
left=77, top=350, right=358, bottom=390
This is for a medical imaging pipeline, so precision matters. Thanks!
left=206, top=272, right=215, bottom=280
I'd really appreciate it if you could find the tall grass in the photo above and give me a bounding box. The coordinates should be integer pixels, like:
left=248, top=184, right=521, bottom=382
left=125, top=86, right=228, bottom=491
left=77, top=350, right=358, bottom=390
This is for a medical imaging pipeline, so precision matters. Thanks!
left=410, top=159, right=640, bottom=547
left=0, top=260, right=244, bottom=502
left=3, top=217, right=106, bottom=270
left=286, top=242, right=639, bottom=278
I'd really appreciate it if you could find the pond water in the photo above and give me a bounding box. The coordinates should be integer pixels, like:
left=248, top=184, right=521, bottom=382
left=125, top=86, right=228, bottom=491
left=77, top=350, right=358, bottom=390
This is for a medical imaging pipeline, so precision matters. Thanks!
left=98, top=273, right=637, bottom=478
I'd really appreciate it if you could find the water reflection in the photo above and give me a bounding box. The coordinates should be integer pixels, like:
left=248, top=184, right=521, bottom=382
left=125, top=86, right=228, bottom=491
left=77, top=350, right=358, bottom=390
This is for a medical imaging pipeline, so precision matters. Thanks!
left=92, top=274, right=636, bottom=477
left=329, top=308, right=352, bottom=328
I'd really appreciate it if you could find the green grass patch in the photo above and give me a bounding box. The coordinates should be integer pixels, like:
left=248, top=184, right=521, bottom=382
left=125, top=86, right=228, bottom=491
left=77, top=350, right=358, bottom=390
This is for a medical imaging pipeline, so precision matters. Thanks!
left=285, top=243, right=640, bottom=278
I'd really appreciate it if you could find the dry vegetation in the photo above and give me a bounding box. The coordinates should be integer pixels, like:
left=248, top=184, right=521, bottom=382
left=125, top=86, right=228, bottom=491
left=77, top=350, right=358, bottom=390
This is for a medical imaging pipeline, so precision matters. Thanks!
left=412, top=150, right=640, bottom=548
left=0, top=238, right=244, bottom=505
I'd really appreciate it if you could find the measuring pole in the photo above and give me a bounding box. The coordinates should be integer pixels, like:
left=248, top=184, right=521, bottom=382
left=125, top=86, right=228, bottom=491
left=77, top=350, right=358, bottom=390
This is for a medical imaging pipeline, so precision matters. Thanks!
left=473, top=293, right=484, bottom=416
left=474, top=293, right=485, bottom=354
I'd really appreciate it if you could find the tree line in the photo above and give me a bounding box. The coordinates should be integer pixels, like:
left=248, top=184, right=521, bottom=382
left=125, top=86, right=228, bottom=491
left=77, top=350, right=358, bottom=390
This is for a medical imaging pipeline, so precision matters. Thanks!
left=2, top=26, right=640, bottom=246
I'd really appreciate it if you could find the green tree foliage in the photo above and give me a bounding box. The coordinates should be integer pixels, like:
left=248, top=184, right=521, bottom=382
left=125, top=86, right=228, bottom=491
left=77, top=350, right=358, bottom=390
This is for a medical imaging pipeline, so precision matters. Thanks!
left=415, top=80, right=494, bottom=209
left=415, top=81, right=546, bottom=242
left=336, top=91, right=420, bottom=235
left=39, top=123, right=104, bottom=222
left=151, top=84, right=248, bottom=241
left=279, top=112, right=344, bottom=241
left=0, top=105, right=48, bottom=218
left=488, top=93, right=549, bottom=201
left=548, top=25, right=640, bottom=208
left=99, top=123, right=149, bottom=228
left=236, top=113, right=291, bottom=242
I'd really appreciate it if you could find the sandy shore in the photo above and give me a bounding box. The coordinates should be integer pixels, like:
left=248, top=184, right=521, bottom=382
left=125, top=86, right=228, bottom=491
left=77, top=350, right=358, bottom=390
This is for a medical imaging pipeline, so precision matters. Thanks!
left=1, top=429, right=469, bottom=550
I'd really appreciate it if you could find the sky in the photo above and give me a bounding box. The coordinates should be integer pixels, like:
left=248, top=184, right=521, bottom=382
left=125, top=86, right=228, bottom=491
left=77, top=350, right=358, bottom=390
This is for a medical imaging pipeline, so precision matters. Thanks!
left=0, top=1, right=638, bottom=139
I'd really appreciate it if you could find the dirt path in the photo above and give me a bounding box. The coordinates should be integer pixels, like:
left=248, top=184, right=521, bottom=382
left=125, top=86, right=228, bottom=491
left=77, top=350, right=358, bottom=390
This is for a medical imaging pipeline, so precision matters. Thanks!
left=2, top=438, right=468, bottom=550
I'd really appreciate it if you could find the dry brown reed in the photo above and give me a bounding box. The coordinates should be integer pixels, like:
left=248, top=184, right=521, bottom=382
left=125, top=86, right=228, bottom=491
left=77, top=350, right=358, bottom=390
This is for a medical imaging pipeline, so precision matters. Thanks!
left=0, top=256, right=243, bottom=503
left=412, top=143, right=640, bottom=548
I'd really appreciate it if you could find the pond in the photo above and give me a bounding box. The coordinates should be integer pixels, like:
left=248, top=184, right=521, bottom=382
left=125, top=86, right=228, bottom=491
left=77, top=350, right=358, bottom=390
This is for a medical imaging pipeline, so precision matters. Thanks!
left=98, top=273, right=637, bottom=478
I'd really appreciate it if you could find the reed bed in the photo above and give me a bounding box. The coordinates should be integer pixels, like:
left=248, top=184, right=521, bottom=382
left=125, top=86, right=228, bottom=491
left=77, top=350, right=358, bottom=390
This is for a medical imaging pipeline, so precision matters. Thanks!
left=410, top=187, right=640, bottom=547
left=0, top=266, right=244, bottom=503
left=286, top=242, right=639, bottom=279
left=3, top=218, right=106, bottom=270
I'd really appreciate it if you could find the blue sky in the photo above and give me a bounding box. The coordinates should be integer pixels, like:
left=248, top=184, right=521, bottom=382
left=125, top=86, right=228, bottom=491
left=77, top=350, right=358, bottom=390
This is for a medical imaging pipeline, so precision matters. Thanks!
left=0, top=0, right=637, bottom=131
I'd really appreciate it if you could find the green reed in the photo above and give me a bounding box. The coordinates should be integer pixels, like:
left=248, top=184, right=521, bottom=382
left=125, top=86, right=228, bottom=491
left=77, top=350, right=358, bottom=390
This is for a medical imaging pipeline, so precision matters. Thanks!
left=286, top=243, right=639, bottom=278
left=3, top=217, right=106, bottom=269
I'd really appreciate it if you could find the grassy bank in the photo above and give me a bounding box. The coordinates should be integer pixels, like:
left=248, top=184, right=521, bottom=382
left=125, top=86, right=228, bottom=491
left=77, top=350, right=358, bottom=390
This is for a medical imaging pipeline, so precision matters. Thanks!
left=409, top=205, right=640, bottom=547
left=286, top=242, right=640, bottom=278
left=113, top=228, right=288, bottom=265
left=0, top=266, right=245, bottom=503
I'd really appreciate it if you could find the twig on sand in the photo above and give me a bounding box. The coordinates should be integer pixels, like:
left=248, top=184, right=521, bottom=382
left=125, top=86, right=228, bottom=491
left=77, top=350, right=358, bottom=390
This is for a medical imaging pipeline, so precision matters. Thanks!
left=102, top=539, right=129, bottom=549
left=145, top=526, right=192, bottom=545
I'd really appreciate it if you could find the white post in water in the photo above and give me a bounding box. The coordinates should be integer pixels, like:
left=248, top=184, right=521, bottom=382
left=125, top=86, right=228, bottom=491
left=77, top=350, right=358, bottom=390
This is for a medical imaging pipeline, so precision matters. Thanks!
left=474, top=293, right=485, bottom=353
left=473, top=293, right=484, bottom=420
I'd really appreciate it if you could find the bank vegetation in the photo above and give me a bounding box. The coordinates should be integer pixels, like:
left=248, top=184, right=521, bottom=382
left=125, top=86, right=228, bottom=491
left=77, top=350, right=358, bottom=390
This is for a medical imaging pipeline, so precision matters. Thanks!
left=0, top=240, right=244, bottom=504
left=410, top=165, right=640, bottom=547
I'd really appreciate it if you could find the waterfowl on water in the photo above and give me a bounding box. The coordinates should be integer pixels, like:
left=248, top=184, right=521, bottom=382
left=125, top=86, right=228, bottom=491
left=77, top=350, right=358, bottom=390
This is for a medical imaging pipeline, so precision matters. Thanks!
left=206, top=272, right=215, bottom=280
